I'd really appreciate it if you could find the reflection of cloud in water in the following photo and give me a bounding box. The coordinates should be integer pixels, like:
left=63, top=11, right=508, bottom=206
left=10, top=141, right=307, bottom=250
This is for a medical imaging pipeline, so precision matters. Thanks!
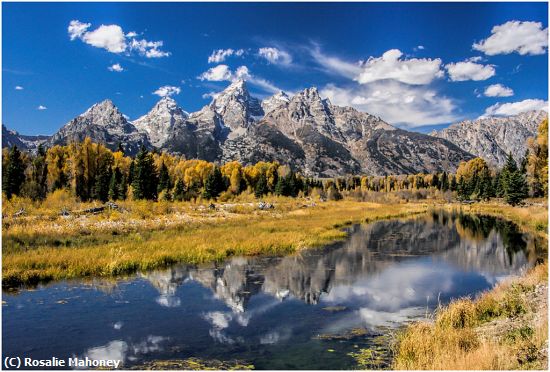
left=156, top=294, right=181, bottom=307
left=137, top=210, right=536, bottom=345
left=201, top=298, right=281, bottom=344
left=80, top=336, right=168, bottom=366
left=82, top=340, right=127, bottom=366
left=323, top=262, right=455, bottom=312
left=260, top=327, right=292, bottom=345
left=203, top=311, right=232, bottom=329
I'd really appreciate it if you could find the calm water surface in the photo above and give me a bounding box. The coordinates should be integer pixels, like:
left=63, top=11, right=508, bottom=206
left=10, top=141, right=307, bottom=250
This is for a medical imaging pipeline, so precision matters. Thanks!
left=2, top=211, right=540, bottom=369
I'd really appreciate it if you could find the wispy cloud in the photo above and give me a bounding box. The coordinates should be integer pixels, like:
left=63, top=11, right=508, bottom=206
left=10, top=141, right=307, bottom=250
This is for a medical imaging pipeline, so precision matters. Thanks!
left=14, top=86, right=24, bottom=90
left=208, top=48, right=244, bottom=63
left=198, top=64, right=285, bottom=94
left=258, top=47, right=292, bottom=66
left=37, top=105, right=47, bottom=110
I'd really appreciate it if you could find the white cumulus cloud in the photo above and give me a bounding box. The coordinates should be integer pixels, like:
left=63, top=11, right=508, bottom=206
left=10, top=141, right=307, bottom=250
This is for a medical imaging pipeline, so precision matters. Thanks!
left=153, top=85, right=181, bottom=97
left=208, top=48, right=244, bottom=63
left=81, top=24, right=126, bottom=53
left=68, top=20, right=170, bottom=58
left=108, top=63, right=124, bottom=72
left=483, top=99, right=548, bottom=117
left=15, top=86, right=23, bottom=90
left=258, top=47, right=292, bottom=65
left=484, top=84, right=514, bottom=97
left=37, top=105, right=47, bottom=110
left=199, top=64, right=234, bottom=81
left=473, top=20, right=548, bottom=56
left=445, top=61, right=495, bottom=81
left=321, top=81, right=459, bottom=127
left=355, top=49, right=444, bottom=85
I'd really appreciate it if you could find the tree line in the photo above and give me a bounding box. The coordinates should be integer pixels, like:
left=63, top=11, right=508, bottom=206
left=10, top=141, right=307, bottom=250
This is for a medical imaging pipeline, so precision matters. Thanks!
left=2, top=120, right=547, bottom=206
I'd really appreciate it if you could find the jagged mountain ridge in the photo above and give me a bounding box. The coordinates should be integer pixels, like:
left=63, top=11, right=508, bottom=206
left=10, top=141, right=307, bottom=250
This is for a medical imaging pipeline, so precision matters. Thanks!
left=6, top=80, right=541, bottom=176
left=430, top=110, right=548, bottom=167
left=47, top=99, right=151, bottom=156
left=133, top=96, right=189, bottom=148
left=2, top=124, right=50, bottom=152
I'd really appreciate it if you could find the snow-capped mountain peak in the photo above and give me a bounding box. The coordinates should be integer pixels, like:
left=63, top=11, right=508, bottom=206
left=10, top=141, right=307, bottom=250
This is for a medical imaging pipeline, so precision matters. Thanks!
left=262, top=91, right=290, bottom=114
left=133, top=97, right=189, bottom=147
left=206, top=79, right=264, bottom=132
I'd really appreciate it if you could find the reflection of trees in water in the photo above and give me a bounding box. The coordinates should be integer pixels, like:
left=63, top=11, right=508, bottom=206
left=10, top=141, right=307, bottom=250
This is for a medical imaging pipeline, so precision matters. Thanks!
left=140, top=211, right=535, bottom=312
left=453, top=212, right=536, bottom=265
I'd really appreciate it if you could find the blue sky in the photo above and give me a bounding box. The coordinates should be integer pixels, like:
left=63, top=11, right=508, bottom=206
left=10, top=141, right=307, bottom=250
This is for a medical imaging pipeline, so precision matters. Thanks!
left=3, top=2, right=548, bottom=135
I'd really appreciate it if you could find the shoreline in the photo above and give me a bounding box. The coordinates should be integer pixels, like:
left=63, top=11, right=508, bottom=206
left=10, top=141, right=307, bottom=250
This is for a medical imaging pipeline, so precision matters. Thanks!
left=3, top=199, right=546, bottom=290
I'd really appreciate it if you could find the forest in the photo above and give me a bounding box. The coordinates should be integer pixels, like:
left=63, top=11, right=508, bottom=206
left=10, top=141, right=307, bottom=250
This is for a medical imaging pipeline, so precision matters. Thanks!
left=2, top=119, right=547, bottom=207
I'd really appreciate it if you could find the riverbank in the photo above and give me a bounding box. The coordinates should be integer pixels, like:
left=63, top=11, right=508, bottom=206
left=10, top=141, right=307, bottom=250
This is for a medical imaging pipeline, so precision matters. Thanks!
left=3, top=198, right=547, bottom=290
left=393, top=261, right=548, bottom=370
left=390, top=199, right=548, bottom=370
left=3, top=198, right=429, bottom=288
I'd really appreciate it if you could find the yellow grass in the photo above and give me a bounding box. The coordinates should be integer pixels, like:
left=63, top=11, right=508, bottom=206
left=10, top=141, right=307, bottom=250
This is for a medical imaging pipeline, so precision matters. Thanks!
left=3, top=198, right=429, bottom=287
left=393, top=262, right=548, bottom=370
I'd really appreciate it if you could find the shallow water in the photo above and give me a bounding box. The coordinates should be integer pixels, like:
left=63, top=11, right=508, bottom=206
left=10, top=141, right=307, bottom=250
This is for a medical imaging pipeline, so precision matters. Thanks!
left=2, top=211, right=540, bottom=369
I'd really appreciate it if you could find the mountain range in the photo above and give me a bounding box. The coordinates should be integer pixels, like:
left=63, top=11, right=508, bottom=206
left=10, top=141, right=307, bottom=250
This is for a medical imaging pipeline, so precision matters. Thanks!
left=2, top=80, right=546, bottom=177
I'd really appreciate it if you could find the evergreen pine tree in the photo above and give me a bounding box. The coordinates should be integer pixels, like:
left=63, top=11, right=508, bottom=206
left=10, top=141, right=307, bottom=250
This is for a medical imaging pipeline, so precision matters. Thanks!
left=157, top=162, right=171, bottom=193
left=93, top=164, right=112, bottom=202
left=203, top=166, right=224, bottom=199
left=127, top=160, right=135, bottom=186
left=431, top=173, right=440, bottom=189
left=456, top=177, right=468, bottom=200
left=132, top=146, right=158, bottom=200
left=3, top=145, right=26, bottom=199
left=25, top=145, right=48, bottom=200
left=440, top=171, right=449, bottom=191
left=479, top=169, right=494, bottom=200
left=505, top=170, right=528, bottom=206
left=274, top=176, right=287, bottom=196
left=254, top=173, right=268, bottom=198
left=173, top=178, right=185, bottom=201
left=450, top=174, right=457, bottom=191
left=520, top=150, right=529, bottom=174
left=108, top=167, right=124, bottom=201
left=493, top=171, right=504, bottom=197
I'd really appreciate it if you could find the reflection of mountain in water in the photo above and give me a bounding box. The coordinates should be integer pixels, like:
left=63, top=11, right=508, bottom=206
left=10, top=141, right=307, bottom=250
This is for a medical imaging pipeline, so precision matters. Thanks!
left=141, top=211, right=537, bottom=311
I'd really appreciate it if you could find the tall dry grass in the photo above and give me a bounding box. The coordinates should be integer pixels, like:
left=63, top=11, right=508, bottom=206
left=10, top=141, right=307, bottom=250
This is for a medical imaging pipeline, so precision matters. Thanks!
left=393, top=262, right=548, bottom=370
left=3, top=199, right=428, bottom=287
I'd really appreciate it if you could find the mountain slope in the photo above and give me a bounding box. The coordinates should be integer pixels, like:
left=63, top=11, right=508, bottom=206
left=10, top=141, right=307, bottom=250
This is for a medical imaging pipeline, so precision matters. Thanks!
left=48, top=99, right=150, bottom=155
left=258, top=87, right=472, bottom=176
left=430, top=111, right=547, bottom=167
left=7, top=82, right=479, bottom=176
left=2, top=124, right=50, bottom=152
left=133, top=97, right=189, bottom=148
